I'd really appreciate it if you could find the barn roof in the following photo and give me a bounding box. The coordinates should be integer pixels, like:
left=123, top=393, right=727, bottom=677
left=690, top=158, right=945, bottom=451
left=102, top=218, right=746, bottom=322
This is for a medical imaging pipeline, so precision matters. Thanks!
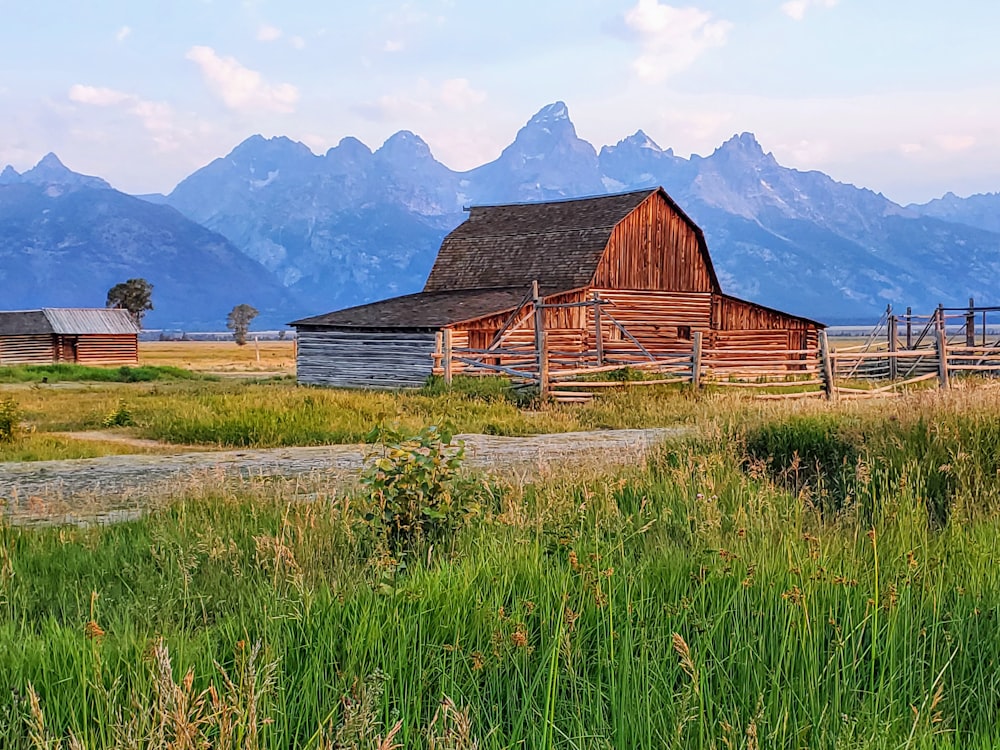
left=423, top=187, right=721, bottom=294
left=0, top=308, right=139, bottom=336
left=290, top=287, right=534, bottom=330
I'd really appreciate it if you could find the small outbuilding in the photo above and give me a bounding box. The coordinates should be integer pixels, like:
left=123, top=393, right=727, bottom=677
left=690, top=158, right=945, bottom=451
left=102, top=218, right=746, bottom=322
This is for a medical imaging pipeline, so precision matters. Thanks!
left=291, top=187, right=824, bottom=388
left=0, top=308, right=140, bottom=365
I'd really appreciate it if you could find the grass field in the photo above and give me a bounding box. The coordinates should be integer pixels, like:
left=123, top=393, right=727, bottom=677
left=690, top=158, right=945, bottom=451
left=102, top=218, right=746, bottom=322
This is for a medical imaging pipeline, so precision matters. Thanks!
left=138, top=340, right=296, bottom=373
left=3, top=393, right=1000, bottom=748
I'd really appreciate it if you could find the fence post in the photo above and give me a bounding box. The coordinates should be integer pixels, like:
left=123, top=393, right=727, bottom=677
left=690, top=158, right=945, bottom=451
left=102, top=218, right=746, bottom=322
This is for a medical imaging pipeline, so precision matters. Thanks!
left=692, top=331, right=703, bottom=388
left=888, top=313, right=898, bottom=379
left=443, top=328, right=453, bottom=386
left=935, top=323, right=950, bottom=390
left=966, top=297, right=976, bottom=348
left=532, top=280, right=548, bottom=398
left=905, top=306, right=912, bottom=349
left=819, top=330, right=836, bottom=400
left=593, top=289, right=604, bottom=366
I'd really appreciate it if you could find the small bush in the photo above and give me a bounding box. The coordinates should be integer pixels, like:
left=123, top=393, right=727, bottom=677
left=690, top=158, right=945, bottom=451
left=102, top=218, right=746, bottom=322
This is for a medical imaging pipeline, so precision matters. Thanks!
left=102, top=399, right=135, bottom=428
left=361, top=425, right=480, bottom=554
left=0, top=397, right=19, bottom=443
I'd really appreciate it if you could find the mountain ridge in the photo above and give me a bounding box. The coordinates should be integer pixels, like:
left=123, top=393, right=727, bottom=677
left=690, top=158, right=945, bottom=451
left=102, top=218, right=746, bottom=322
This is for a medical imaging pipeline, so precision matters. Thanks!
left=5, top=102, right=999, bottom=326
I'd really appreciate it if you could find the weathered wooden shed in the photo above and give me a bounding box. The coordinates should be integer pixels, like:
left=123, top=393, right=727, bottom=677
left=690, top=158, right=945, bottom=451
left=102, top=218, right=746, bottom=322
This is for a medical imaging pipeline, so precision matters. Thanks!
left=291, top=187, right=823, bottom=388
left=0, top=308, right=140, bottom=365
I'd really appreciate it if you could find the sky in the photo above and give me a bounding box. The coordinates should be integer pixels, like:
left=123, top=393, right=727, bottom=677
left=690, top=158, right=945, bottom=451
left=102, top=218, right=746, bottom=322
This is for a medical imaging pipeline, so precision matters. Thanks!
left=0, top=0, right=997, bottom=205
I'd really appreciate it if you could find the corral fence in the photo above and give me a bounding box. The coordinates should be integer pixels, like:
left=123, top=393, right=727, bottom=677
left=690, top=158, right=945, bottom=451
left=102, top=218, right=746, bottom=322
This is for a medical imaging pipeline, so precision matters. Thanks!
left=431, top=290, right=1000, bottom=402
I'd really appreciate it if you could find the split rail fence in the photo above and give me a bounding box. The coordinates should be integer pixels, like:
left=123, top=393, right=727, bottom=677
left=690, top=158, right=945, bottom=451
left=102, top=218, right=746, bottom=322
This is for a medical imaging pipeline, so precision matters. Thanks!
left=431, top=291, right=1000, bottom=402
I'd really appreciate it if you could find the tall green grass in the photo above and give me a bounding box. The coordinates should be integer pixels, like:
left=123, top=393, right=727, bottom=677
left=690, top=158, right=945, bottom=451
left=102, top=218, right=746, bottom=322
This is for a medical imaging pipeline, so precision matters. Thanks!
left=3, top=402, right=1000, bottom=747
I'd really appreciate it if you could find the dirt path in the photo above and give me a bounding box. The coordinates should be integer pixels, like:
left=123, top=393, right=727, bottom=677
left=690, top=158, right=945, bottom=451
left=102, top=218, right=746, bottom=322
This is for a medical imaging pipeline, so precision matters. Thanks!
left=0, top=428, right=683, bottom=527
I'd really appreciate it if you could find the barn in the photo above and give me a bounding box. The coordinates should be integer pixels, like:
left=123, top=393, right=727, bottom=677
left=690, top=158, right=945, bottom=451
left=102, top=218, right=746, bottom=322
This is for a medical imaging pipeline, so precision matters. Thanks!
left=291, top=187, right=823, bottom=388
left=0, top=308, right=140, bottom=366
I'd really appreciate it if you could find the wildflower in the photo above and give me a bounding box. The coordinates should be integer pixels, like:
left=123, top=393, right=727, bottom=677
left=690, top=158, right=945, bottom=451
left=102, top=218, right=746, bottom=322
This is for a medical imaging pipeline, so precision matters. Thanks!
left=84, top=620, right=105, bottom=640
left=511, top=625, right=528, bottom=649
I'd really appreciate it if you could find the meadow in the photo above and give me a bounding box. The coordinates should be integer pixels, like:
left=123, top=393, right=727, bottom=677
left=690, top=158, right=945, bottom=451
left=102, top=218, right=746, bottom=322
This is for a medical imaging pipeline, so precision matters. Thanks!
left=2, top=378, right=1000, bottom=747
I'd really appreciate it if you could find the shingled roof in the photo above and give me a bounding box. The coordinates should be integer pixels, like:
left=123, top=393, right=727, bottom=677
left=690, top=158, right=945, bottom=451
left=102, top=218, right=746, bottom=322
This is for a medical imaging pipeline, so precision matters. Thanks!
left=290, top=287, right=533, bottom=330
left=423, top=189, right=658, bottom=293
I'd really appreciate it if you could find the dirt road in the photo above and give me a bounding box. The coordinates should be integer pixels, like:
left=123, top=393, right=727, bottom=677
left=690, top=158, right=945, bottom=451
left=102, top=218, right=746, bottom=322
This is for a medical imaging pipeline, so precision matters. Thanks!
left=0, top=428, right=681, bottom=526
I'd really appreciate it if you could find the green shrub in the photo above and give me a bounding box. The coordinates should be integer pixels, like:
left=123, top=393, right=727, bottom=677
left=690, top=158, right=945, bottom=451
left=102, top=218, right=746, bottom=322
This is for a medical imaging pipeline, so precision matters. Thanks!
left=102, top=399, right=135, bottom=428
left=361, top=425, right=480, bottom=554
left=0, top=397, right=19, bottom=443
left=743, top=415, right=860, bottom=515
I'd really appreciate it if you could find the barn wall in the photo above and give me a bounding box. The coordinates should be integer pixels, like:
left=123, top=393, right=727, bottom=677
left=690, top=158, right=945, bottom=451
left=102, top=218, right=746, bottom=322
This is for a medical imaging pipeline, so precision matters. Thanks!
left=296, top=329, right=437, bottom=388
left=590, top=289, right=711, bottom=357
left=0, top=334, right=55, bottom=364
left=73, top=335, right=139, bottom=364
left=593, top=194, right=714, bottom=292
left=712, top=295, right=816, bottom=332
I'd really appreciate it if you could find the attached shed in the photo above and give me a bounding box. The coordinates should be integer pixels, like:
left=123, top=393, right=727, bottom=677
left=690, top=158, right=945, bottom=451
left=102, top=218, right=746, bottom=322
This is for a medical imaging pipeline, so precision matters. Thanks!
left=0, top=308, right=140, bottom=366
left=291, top=187, right=824, bottom=388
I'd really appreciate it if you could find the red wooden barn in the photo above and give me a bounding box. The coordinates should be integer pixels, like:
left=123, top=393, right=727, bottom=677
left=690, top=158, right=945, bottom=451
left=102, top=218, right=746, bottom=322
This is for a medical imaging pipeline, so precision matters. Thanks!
left=291, top=187, right=823, bottom=388
left=0, top=308, right=140, bottom=365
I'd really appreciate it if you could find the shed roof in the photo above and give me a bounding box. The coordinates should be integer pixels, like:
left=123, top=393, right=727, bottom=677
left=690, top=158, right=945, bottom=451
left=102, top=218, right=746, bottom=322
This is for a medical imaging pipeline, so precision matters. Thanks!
left=290, top=287, right=534, bottom=330
left=0, top=308, right=140, bottom=336
left=423, top=189, right=656, bottom=293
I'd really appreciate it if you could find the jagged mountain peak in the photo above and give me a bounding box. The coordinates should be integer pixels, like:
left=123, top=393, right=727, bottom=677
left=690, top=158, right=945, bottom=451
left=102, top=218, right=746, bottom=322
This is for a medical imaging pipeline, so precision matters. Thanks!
left=20, top=153, right=112, bottom=190
left=528, top=101, right=570, bottom=125
left=715, top=132, right=765, bottom=156
left=328, top=136, right=373, bottom=159
left=0, top=165, right=20, bottom=184
left=228, top=134, right=315, bottom=161
left=376, top=130, right=435, bottom=161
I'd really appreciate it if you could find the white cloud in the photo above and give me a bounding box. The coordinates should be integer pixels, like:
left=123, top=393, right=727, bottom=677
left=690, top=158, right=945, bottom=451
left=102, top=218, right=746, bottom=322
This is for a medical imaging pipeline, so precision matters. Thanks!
left=781, top=0, right=838, bottom=21
left=185, top=46, right=299, bottom=113
left=257, top=23, right=282, bottom=42
left=290, top=35, right=306, bottom=50
left=899, top=143, right=924, bottom=155
left=69, top=84, right=131, bottom=107
left=115, top=26, right=132, bottom=43
left=383, top=39, right=404, bottom=52
left=624, top=1, right=732, bottom=83
left=68, top=85, right=184, bottom=151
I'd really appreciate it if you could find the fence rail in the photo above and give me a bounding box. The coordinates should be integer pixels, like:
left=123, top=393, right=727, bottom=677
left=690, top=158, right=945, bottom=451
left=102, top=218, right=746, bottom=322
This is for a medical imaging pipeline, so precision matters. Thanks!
left=430, top=291, right=1000, bottom=401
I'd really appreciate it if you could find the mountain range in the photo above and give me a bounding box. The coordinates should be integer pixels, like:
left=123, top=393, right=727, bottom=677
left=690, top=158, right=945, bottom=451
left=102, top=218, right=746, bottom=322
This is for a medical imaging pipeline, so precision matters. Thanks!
left=4, top=102, right=1000, bottom=327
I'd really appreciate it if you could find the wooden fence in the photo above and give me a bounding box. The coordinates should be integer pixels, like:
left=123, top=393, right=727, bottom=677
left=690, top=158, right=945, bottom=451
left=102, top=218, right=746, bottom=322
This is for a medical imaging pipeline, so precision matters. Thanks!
left=431, top=295, right=1000, bottom=402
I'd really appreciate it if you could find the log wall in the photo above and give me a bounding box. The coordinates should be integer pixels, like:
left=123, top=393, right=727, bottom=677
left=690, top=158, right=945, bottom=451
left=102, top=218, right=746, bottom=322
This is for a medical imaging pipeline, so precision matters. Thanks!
left=0, top=334, right=55, bottom=365
left=593, top=194, right=714, bottom=292
left=71, top=335, right=138, bottom=364
left=296, top=329, right=437, bottom=388
left=712, top=295, right=816, bottom=332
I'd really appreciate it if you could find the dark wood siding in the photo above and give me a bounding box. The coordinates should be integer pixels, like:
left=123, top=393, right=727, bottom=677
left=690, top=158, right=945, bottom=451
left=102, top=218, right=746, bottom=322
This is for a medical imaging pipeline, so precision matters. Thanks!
left=297, top=329, right=436, bottom=388
left=0, top=334, right=55, bottom=364
left=593, top=194, right=715, bottom=292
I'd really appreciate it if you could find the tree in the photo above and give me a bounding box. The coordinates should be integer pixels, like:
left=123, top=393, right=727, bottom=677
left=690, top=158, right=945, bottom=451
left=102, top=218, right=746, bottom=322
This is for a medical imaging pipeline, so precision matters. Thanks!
left=227, top=303, right=259, bottom=346
left=106, top=278, right=153, bottom=327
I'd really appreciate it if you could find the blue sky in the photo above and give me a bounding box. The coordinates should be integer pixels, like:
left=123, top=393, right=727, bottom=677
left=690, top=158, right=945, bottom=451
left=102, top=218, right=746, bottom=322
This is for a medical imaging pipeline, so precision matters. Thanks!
left=1, top=0, right=997, bottom=203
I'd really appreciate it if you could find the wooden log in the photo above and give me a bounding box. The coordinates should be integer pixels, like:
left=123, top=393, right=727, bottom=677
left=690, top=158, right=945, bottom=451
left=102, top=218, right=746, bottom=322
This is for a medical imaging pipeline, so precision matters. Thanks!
left=935, top=323, right=949, bottom=390
left=713, top=379, right=824, bottom=388
left=820, top=330, right=835, bottom=401
left=593, top=290, right=604, bottom=366
left=692, top=331, right=702, bottom=388
left=443, top=329, right=453, bottom=385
